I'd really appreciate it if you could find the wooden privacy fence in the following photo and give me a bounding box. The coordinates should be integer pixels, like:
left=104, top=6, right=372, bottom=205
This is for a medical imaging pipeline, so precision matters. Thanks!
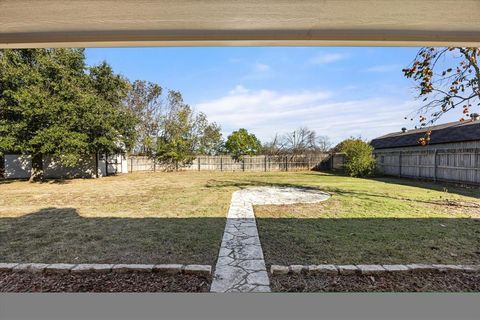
left=128, top=154, right=330, bottom=173
left=375, top=148, right=480, bottom=185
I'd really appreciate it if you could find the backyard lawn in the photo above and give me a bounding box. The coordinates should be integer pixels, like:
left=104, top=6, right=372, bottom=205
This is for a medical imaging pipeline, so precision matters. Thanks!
left=255, top=174, right=480, bottom=266
left=0, top=171, right=479, bottom=266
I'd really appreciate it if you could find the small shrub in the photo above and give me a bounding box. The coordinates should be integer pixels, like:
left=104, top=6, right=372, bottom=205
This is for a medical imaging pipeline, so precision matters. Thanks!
left=336, top=139, right=375, bottom=177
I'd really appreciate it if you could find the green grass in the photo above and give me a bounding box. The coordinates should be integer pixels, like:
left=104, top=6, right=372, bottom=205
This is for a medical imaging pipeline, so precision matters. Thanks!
left=1, top=171, right=479, bottom=265
left=254, top=173, right=480, bottom=265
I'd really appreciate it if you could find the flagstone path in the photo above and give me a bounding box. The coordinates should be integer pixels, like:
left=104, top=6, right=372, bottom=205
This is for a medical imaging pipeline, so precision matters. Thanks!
left=210, top=186, right=330, bottom=293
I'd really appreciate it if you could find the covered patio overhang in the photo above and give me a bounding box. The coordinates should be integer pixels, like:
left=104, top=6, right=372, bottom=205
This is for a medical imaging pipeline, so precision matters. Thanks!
left=0, top=0, right=479, bottom=48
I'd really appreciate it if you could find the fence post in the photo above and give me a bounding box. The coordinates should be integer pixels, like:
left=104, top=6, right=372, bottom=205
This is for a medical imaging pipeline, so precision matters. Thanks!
left=153, top=158, right=156, bottom=172
left=242, top=158, right=245, bottom=172
left=198, top=157, right=200, bottom=171
left=416, top=153, right=420, bottom=178
left=264, top=156, right=267, bottom=172
left=476, top=148, right=479, bottom=185
left=433, top=149, right=438, bottom=182
left=220, top=156, right=223, bottom=172
left=285, top=156, right=288, bottom=172
left=398, top=151, right=402, bottom=177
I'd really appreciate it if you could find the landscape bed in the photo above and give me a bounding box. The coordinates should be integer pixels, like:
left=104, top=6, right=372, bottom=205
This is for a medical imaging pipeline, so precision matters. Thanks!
left=0, top=271, right=210, bottom=293
left=270, top=271, right=480, bottom=292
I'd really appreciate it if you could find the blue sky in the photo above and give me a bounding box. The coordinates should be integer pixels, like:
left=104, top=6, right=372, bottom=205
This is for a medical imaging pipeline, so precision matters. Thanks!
left=86, top=47, right=460, bottom=144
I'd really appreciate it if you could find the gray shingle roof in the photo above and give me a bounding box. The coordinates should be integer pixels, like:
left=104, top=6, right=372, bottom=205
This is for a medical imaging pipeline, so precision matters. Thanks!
left=371, top=119, right=480, bottom=149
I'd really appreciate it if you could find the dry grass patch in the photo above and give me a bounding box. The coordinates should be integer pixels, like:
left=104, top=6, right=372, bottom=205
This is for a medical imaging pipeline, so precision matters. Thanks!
left=0, top=171, right=243, bottom=264
left=0, top=171, right=236, bottom=218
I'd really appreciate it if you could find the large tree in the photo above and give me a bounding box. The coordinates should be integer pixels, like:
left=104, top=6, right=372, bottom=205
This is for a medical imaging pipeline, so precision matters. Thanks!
left=262, top=128, right=331, bottom=155
left=124, top=80, right=163, bottom=155
left=279, top=127, right=320, bottom=155
left=0, top=49, right=137, bottom=181
left=155, top=90, right=222, bottom=169
left=403, top=47, right=479, bottom=144
left=87, top=62, right=138, bottom=157
left=225, top=128, right=261, bottom=160
left=192, top=112, right=224, bottom=156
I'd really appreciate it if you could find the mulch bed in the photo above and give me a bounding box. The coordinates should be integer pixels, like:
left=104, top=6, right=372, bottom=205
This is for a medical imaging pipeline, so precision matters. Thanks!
left=0, top=271, right=211, bottom=292
left=270, top=271, right=480, bottom=292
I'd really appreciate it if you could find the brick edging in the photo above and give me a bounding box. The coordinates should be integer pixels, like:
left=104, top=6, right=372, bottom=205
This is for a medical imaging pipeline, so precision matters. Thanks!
left=270, top=264, right=480, bottom=275
left=0, top=263, right=211, bottom=276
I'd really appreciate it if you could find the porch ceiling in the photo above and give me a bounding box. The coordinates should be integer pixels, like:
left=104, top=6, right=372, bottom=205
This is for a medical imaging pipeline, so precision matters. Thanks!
left=0, top=0, right=479, bottom=48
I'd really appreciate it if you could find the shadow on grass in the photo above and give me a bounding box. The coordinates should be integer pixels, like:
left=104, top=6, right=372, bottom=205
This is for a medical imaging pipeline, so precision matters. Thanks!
left=205, top=172, right=480, bottom=206
left=313, top=170, right=480, bottom=199
left=0, top=179, right=24, bottom=185
left=256, top=217, right=480, bottom=266
left=370, top=175, right=480, bottom=199
left=205, top=179, right=322, bottom=191
left=0, top=178, right=73, bottom=185
left=2, top=207, right=479, bottom=268
left=0, top=208, right=225, bottom=265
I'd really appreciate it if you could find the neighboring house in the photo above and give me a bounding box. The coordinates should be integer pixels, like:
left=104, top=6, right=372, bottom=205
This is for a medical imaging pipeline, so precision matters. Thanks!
left=371, top=114, right=480, bottom=185
left=1, top=153, right=128, bottom=179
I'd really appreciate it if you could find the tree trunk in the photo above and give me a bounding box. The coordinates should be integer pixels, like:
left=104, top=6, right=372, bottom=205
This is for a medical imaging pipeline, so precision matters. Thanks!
left=0, top=154, right=5, bottom=179
left=29, top=153, right=44, bottom=182
left=95, top=153, right=99, bottom=178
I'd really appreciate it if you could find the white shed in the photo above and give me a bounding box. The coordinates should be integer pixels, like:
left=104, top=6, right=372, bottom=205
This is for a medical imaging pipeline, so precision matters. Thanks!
left=2, top=153, right=128, bottom=179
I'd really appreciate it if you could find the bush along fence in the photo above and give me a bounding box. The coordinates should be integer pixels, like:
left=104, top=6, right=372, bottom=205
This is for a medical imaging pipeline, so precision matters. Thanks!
left=375, top=148, right=480, bottom=185
left=127, top=153, right=345, bottom=173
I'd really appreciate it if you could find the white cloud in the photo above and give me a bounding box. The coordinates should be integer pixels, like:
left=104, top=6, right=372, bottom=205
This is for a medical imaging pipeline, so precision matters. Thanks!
left=241, top=62, right=273, bottom=80
left=229, top=85, right=249, bottom=95
left=254, top=63, right=271, bottom=72
left=309, top=52, right=349, bottom=65
left=195, top=86, right=417, bottom=144
left=363, top=64, right=402, bottom=73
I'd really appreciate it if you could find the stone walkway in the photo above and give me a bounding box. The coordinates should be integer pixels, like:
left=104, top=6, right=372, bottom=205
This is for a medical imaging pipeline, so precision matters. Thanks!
left=210, top=186, right=330, bottom=293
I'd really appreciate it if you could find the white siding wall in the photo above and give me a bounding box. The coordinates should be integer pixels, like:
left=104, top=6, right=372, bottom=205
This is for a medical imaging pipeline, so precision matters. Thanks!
left=3, top=154, right=113, bottom=179
left=104, top=154, right=128, bottom=175
left=43, top=155, right=97, bottom=179
left=4, top=154, right=32, bottom=179
left=121, top=156, right=129, bottom=173
left=98, top=155, right=107, bottom=177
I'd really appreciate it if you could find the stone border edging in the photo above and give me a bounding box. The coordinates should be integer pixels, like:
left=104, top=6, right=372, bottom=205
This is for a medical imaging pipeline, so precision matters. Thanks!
left=0, top=263, right=211, bottom=276
left=271, top=264, right=480, bottom=275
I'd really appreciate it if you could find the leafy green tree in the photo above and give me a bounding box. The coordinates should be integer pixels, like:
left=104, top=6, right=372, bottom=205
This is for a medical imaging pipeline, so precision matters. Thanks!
left=155, top=90, right=222, bottom=169
left=155, top=91, right=195, bottom=169
left=87, top=62, right=138, bottom=156
left=335, top=138, right=375, bottom=177
left=225, top=128, right=261, bottom=160
left=193, top=112, right=223, bottom=156
left=0, top=49, right=137, bottom=181
left=125, top=80, right=163, bottom=155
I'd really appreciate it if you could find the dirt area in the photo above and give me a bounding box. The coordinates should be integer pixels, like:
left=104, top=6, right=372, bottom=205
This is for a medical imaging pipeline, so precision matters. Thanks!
left=0, top=271, right=211, bottom=292
left=270, top=271, right=480, bottom=292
